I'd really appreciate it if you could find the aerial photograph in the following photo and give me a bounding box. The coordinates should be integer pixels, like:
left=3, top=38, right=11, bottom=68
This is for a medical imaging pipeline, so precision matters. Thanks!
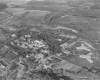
left=0, top=0, right=100, bottom=80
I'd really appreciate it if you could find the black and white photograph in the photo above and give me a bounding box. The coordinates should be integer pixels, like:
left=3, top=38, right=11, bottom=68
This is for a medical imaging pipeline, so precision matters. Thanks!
left=0, top=0, right=100, bottom=80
